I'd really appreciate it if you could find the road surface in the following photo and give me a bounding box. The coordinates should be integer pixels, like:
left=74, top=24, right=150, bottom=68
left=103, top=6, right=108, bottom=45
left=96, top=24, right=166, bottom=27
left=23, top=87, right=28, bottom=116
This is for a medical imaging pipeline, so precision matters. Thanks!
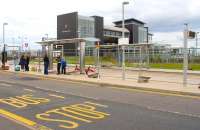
left=0, top=71, right=200, bottom=130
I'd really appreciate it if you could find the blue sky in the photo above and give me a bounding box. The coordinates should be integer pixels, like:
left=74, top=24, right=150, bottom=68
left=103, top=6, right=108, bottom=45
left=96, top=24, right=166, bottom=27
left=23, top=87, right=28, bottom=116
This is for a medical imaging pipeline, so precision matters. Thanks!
left=0, top=0, right=199, bottom=49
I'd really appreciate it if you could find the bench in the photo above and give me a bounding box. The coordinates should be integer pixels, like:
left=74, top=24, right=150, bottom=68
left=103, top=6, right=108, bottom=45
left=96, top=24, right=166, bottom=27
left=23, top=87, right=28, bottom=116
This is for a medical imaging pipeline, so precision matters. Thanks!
left=138, top=76, right=151, bottom=83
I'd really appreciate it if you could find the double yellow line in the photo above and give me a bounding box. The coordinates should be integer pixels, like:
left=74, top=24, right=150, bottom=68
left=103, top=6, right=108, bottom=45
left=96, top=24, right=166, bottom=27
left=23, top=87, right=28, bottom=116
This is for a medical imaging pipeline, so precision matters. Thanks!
left=0, top=109, right=52, bottom=130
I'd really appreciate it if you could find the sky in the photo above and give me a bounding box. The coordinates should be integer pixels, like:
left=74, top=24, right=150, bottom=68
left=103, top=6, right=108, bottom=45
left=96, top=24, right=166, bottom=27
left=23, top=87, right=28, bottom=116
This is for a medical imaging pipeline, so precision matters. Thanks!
left=0, top=0, right=200, bottom=49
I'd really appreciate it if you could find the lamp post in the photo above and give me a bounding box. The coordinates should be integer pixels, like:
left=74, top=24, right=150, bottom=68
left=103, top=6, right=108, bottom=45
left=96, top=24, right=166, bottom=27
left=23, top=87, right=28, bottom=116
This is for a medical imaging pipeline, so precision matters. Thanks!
left=122, top=1, right=129, bottom=80
left=45, top=34, right=48, bottom=41
left=2, top=23, right=8, bottom=68
left=3, top=23, right=8, bottom=46
left=196, top=32, right=199, bottom=56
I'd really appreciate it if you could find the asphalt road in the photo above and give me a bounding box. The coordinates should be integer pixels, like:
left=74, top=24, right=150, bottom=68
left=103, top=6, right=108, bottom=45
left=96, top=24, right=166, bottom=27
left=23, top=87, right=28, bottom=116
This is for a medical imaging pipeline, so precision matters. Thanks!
left=0, top=72, right=200, bottom=130
left=0, top=116, right=31, bottom=130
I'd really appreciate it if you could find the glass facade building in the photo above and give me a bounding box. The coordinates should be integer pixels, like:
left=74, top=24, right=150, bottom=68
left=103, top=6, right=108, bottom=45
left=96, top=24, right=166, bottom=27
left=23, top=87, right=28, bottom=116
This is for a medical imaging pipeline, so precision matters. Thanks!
left=78, top=15, right=95, bottom=38
left=138, top=26, right=148, bottom=43
left=78, top=15, right=96, bottom=47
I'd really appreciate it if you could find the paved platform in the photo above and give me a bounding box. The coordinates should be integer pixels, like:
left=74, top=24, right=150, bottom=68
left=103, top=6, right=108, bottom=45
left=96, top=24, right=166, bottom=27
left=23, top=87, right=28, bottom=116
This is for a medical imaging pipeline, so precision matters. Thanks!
left=3, top=64, right=200, bottom=98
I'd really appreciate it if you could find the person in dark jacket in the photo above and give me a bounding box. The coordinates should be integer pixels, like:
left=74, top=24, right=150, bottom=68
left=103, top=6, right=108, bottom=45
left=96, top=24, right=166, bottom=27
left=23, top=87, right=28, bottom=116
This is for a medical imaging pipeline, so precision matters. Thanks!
left=25, top=55, right=30, bottom=71
left=19, top=55, right=26, bottom=71
left=43, top=54, right=49, bottom=75
left=61, top=58, right=67, bottom=74
left=56, top=56, right=61, bottom=75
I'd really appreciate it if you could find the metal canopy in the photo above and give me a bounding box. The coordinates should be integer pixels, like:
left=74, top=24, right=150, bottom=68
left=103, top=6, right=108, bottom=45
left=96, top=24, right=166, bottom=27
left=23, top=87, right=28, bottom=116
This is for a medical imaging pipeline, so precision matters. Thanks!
left=37, top=38, right=86, bottom=45
left=36, top=38, right=100, bottom=45
left=36, top=37, right=100, bottom=74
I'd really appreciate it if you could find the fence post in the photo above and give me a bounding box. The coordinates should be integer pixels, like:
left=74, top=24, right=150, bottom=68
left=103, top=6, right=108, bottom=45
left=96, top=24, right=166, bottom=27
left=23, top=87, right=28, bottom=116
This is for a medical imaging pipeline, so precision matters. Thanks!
left=97, top=42, right=100, bottom=79
left=183, top=24, right=188, bottom=87
left=38, top=50, right=41, bottom=72
left=139, top=47, right=142, bottom=78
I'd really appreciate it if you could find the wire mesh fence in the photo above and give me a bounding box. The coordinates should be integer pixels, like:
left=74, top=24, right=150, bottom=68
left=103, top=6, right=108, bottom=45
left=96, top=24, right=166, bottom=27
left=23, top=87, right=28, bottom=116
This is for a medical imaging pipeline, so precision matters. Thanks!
left=1, top=45, right=200, bottom=85
left=3, top=46, right=200, bottom=70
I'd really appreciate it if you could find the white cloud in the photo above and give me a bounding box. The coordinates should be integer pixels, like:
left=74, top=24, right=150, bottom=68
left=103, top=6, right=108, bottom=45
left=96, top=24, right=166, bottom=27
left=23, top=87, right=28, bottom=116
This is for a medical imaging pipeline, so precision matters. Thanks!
left=0, top=0, right=199, bottom=49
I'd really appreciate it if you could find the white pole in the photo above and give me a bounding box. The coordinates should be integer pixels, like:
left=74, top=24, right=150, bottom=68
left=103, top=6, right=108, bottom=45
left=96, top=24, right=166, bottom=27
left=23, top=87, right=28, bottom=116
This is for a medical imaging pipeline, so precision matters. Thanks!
left=2, top=23, right=8, bottom=67
left=3, top=23, right=8, bottom=50
left=122, top=2, right=125, bottom=80
left=183, top=24, right=188, bottom=87
left=97, top=42, right=100, bottom=79
left=196, top=32, right=199, bottom=56
left=122, top=1, right=129, bottom=80
left=122, top=3, right=125, bottom=39
left=3, top=24, right=5, bottom=46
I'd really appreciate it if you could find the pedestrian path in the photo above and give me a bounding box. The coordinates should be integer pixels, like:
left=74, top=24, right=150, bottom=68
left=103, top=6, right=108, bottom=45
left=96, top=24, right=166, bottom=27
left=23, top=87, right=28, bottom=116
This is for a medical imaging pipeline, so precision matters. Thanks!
left=4, top=63, right=200, bottom=97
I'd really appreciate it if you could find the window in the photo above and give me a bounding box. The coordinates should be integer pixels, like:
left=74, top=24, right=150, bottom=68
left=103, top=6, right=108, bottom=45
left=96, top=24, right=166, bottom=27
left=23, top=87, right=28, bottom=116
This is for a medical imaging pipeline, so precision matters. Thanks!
left=78, top=16, right=95, bottom=38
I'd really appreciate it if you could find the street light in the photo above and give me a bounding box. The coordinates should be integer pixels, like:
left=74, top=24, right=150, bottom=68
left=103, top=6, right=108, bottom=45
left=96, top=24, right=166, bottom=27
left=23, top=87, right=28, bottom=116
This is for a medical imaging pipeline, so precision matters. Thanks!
left=122, top=1, right=129, bottom=80
left=2, top=22, right=8, bottom=68
left=3, top=23, right=8, bottom=45
left=45, top=34, right=48, bottom=41
left=122, top=1, right=129, bottom=38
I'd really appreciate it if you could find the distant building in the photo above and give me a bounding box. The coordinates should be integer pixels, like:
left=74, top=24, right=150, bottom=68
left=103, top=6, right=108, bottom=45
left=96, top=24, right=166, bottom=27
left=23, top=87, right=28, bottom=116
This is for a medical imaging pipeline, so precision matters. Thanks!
left=56, top=12, right=153, bottom=55
left=103, top=26, right=129, bottom=44
left=57, top=12, right=103, bottom=53
left=113, top=18, right=152, bottom=44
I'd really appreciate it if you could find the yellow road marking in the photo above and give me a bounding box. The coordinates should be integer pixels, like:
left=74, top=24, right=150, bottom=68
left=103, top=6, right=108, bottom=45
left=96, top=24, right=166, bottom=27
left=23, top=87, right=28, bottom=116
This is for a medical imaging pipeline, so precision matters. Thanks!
left=48, top=94, right=65, bottom=99
left=0, top=94, right=50, bottom=108
left=109, top=87, right=200, bottom=99
left=0, top=109, right=36, bottom=126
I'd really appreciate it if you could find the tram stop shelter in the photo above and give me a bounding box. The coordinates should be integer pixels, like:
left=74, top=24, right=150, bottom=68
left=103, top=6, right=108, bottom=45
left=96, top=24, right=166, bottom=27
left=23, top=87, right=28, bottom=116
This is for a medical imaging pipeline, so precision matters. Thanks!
left=37, top=38, right=100, bottom=74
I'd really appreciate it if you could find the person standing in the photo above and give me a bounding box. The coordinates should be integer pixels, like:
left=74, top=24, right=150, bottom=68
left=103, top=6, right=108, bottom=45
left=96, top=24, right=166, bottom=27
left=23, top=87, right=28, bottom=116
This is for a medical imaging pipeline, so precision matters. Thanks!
left=43, top=54, right=49, bottom=75
left=56, top=55, right=61, bottom=75
left=61, top=58, right=67, bottom=74
left=25, top=54, right=30, bottom=71
left=19, top=55, right=26, bottom=71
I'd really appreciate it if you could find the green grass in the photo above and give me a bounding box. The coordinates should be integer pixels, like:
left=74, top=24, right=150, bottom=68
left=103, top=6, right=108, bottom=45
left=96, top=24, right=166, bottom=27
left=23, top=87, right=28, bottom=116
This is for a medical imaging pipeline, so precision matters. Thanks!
left=149, top=63, right=183, bottom=70
left=66, top=56, right=95, bottom=65
left=65, top=56, right=118, bottom=65
left=30, top=56, right=200, bottom=71
left=148, top=63, right=200, bottom=70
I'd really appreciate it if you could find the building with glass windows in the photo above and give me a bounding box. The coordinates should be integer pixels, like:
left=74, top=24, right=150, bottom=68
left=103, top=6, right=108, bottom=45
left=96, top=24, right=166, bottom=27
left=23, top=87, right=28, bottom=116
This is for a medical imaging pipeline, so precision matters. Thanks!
left=57, top=12, right=103, bottom=53
left=57, top=12, right=152, bottom=55
left=103, top=26, right=130, bottom=44
left=113, top=18, right=152, bottom=44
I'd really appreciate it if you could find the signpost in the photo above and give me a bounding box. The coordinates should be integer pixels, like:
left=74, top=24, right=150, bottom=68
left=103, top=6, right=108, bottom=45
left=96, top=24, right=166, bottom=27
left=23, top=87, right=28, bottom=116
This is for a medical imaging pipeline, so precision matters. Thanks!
left=183, top=24, right=188, bottom=87
left=96, top=42, right=100, bottom=79
left=118, top=38, right=129, bottom=80
left=183, top=24, right=195, bottom=87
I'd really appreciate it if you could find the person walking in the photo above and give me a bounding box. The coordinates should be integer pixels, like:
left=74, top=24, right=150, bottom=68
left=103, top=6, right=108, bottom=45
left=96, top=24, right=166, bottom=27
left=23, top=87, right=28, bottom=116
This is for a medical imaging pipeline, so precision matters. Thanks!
left=56, top=55, right=61, bottom=75
left=61, top=58, right=67, bottom=74
left=19, top=55, right=26, bottom=71
left=43, top=54, right=49, bottom=75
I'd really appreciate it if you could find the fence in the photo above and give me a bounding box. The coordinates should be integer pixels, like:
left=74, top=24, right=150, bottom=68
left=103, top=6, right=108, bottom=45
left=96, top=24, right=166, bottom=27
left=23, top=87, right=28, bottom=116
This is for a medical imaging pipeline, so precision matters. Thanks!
left=2, top=46, right=200, bottom=85
left=3, top=46, right=200, bottom=70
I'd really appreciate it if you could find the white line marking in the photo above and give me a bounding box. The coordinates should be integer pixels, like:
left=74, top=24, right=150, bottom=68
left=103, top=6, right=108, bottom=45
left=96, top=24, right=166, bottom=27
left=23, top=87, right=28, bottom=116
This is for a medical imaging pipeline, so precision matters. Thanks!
left=0, top=83, right=12, bottom=87
left=85, top=101, right=108, bottom=108
left=24, top=89, right=36, bottom=92
left=48, top=94, right=65, bottom=99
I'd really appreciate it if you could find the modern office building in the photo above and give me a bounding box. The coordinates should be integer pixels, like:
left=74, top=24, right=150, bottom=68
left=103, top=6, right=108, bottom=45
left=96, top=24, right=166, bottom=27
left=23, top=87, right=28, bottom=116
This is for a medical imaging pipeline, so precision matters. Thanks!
left=56, top=12, right=152, bottom=55
left=103, top=26, right=129, bottom=44
left=57, top=12, right=103, bottom=53
left=113, top=18, right=152, bottom=44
